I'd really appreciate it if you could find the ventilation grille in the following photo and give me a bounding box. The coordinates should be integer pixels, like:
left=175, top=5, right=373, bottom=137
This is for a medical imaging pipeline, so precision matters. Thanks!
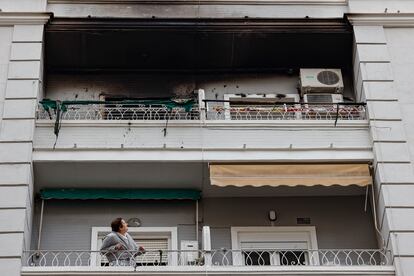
left=317, top=70, right=340, bottom=85
left=297, top=218, right=311, bottom=225
left=305, top=94, right=334, bottom=103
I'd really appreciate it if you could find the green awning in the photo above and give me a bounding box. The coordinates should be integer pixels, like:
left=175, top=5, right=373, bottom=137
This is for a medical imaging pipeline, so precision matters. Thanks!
left=40, top=98, right=196, bottom=112
left=40, top=188, right=201, bottom=200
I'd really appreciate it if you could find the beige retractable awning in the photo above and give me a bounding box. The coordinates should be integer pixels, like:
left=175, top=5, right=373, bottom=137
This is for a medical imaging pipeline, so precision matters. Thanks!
left=210, top=164, right=372, bottom=187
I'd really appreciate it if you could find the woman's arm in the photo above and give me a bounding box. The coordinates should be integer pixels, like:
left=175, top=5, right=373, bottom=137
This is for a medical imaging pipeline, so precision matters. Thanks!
left=100, top=235, right=123, bottom=251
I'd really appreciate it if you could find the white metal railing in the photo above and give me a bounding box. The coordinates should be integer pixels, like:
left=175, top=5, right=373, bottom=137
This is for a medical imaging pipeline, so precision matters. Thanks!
left=37, top=103, right=200, bottom=121
left=36, top=102, right=366, bottom=121
left=23, top=249, right=390, bottom=267
left=204, top=101, right=367, bottom=121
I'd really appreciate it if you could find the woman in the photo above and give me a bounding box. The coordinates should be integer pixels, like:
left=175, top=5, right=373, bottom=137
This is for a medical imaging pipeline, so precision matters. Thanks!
left=100, top=217, right=145, bottom=266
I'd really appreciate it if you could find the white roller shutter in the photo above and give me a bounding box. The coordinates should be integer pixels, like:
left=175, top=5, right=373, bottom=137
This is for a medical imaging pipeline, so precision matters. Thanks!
left=134, top=238, right=169, bottom=265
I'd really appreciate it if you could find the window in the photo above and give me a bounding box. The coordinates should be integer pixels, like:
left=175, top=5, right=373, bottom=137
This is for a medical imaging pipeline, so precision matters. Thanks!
left=91, top=227, right=178, bottom=267
left=231, top=226, right=318, bottom=266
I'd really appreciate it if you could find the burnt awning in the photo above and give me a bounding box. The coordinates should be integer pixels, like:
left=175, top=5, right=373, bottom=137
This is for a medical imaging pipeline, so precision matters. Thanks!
left=45, top=17, right=353, bottom=73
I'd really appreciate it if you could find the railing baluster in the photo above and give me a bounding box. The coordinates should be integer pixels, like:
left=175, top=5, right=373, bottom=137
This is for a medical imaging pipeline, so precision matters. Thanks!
left=37, top=101, right=366, bottom=122
left=22, top=248, right=390, bottom=268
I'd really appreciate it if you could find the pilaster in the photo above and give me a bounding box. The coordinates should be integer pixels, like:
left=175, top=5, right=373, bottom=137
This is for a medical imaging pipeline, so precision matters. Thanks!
left=352, top=17, right=414, bottom=276
left=0, top=13, right=49, bottom=276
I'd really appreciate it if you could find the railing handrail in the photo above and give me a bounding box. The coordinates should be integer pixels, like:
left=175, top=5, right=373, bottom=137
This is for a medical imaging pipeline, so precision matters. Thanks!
left=202, top=99, right=367, bottom=106
left=23, top=248, right=391, bottom=267
left=23, top=248, right=388, bottom=252
left=36, top=101, right=367, bottom=122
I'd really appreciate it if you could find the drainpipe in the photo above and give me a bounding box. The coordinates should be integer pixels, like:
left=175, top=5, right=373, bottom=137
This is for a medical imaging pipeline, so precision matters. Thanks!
left=196, top=200, right=199, bottom=243
left=369, top=165, right=386, bottom=250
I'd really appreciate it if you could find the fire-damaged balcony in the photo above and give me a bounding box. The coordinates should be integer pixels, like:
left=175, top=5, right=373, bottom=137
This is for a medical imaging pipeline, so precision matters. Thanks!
left=41, top=17, right=361, bottom=124
left=33, top=17, right=371, bottom=160
left=36, top=99, right=366, bottom=121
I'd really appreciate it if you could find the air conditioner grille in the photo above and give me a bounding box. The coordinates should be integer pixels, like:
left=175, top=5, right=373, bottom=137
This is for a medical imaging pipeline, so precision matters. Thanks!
left=317, top=71, right=340, bottom=85
left=306, top=94, right=334, bottom=103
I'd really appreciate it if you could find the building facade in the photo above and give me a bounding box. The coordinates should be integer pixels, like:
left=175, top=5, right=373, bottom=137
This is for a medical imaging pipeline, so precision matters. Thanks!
left=1, top=1, right=414, bottom=276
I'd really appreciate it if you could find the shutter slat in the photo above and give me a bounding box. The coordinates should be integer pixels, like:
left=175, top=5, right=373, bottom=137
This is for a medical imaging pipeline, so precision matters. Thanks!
left=135, top=239, right=169, bottom=264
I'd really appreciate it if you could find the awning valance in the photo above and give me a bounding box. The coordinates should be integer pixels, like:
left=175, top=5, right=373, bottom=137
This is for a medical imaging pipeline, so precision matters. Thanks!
left=40, top=188, right=201, bottom=200
left=210, top=164, right=372, bottom=187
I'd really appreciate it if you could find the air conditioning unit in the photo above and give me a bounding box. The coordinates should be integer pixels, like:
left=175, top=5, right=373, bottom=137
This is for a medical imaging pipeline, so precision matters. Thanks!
left=303, top=93, right=343, bottom=104
left=300, top=69, right=344, bottom=95
left=180, top=241, right=199, bottom=265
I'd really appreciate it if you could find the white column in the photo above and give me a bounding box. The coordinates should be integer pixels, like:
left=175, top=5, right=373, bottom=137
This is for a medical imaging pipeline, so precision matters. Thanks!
left=354, top=24, right=414, bottom=276
left=0, top=13, right=49, bottom=276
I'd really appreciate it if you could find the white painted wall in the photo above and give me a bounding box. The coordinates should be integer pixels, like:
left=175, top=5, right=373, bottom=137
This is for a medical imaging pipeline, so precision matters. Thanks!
left=382, top=27, right=414, bottom=276
left=0, top=16, right=47, bottom=276
left=0, top=27, right=12, bottom=124
left=385, top=28, right=414, bottom=164
left=8, top=1, right=414, bottom=275
left=349, top=0, right=414, bottom=13
left=34, top=123, right=371, bottom=152
left=0, top=0, right=46, bottom=12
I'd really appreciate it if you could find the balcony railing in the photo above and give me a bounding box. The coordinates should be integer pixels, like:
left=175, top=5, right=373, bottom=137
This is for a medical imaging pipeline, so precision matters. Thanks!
left=36, top=100, right=367, bottom=121
left=204, top=100, right=367, bottom=121
left=23, top=249, right=390, bottom=268
left=37, top=102, right=200, bottom=121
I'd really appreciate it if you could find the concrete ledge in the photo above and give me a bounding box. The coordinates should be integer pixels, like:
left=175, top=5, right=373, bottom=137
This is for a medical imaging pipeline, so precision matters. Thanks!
left=21, top=265, right=395, bottom=276
left=35, top=120, right=370, bottom=128
left=47, top=0, right=348, bottom=5
left=0, top=13, right=50, bottom=27
left=32, top=148, right=374, bottom=162
left=348, top=13, right=414, bottom=27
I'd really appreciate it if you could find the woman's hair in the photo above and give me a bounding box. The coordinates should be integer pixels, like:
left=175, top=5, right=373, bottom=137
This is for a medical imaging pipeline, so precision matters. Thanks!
left=111, top=217, right=124, bottom=232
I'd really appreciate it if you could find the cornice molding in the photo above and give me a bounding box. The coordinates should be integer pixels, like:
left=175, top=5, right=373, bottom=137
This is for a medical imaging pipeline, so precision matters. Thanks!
left=0, top=12, right=52, bottom=25
left=47, top=0, right=347, bottom=6
left=347, top=13, right=414, bottom=27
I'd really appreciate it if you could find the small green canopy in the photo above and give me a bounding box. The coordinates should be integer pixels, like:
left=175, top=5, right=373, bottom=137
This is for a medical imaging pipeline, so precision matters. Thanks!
left=40, top=188, right=201, bottom=201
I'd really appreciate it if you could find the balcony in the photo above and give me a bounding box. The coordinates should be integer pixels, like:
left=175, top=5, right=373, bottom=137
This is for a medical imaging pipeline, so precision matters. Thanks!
left=34, top=17, right=370, bottom=161
left=36, top=100, right=367, bottom=122
left=22, top=249, right=393, bottom=276
left=33, top=99, right=371, bottom=163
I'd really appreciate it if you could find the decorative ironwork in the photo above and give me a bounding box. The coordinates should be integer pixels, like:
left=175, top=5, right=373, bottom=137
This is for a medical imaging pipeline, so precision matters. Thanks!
left=23, top=249, right=390, bottom=267
left=37, top=103, right=200, bottom=121
left=37, top=102, right=366, bottom=121
left=205, top=102, right=367, bottom=121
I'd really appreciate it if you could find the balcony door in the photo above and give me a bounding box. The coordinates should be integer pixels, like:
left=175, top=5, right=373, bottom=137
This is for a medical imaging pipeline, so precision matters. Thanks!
left=231, top=226, right=318, bottom=266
